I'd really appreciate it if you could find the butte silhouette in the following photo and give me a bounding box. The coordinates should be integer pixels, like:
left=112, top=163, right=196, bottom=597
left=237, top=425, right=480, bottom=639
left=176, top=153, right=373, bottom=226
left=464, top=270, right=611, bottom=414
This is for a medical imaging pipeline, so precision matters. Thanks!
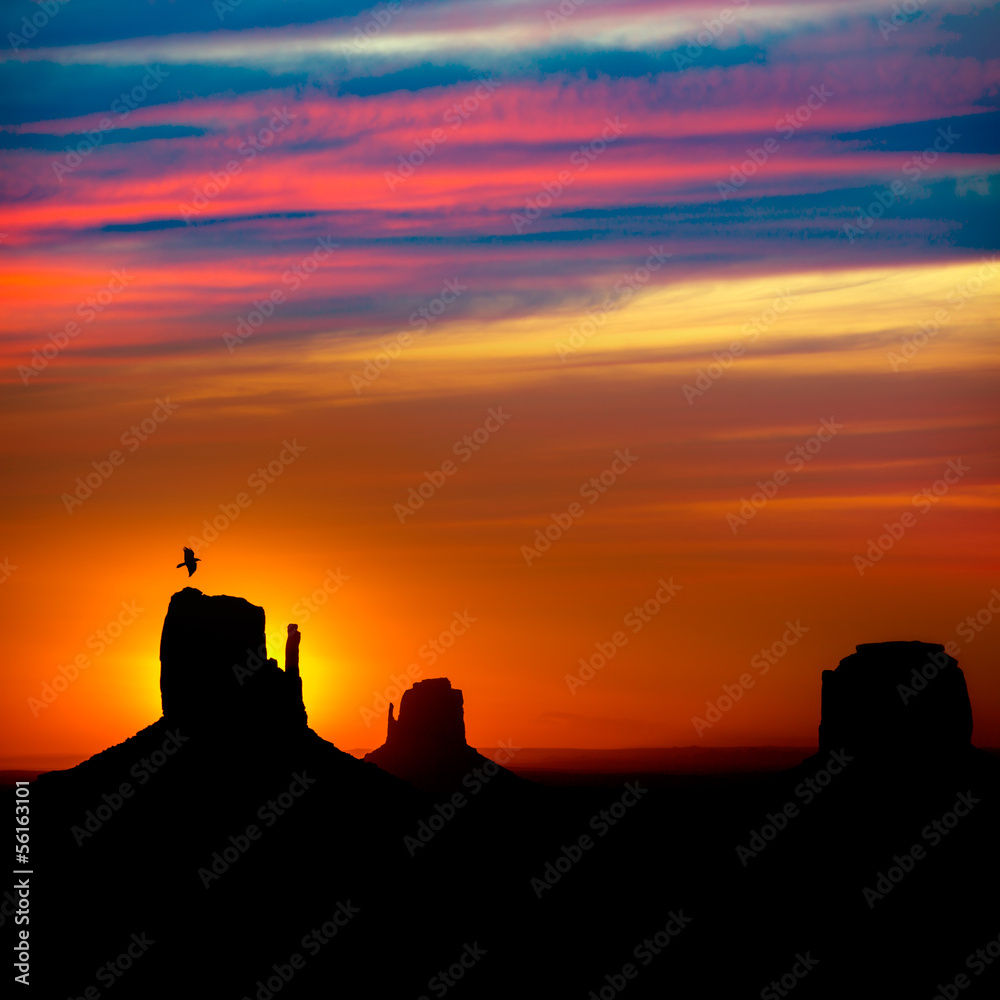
left=364, top=677, right=523, bottom=794
left=23, top=587, right=999, bottom=999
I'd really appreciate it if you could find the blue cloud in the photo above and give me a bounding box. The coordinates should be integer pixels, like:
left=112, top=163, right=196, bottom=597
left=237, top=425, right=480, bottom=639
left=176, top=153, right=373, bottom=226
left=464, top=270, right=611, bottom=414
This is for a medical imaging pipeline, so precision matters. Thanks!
left=0, top=124, right=205, bottom=150
left=0, top=62, right=306, bottom=126
left=833, top=113, right=1000, bottom=156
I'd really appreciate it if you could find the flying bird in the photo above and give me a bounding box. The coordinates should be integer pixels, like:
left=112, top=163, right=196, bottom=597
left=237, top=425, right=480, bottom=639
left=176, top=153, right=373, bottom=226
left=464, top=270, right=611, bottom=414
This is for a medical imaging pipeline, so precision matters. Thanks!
left=176, top=547, right=200, bottom=576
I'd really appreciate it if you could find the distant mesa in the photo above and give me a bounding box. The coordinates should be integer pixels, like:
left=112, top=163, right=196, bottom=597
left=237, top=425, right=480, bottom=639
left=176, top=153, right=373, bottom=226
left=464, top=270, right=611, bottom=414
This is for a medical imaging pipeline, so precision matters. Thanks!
left=818, top=640, right=973, bottom=757
left=388, top=677, right=467, bottom=751
left=365, top=677, right=519, bottom=793
left=159, top=587, right=305, bottom=733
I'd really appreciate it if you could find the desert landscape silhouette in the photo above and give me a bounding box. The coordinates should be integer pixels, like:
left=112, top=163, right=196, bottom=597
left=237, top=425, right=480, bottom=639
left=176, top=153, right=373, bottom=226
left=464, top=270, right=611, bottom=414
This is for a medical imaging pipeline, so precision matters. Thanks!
left=3, top=2, right=998, bottom=998
left=12, top=583, right=997, bottom=999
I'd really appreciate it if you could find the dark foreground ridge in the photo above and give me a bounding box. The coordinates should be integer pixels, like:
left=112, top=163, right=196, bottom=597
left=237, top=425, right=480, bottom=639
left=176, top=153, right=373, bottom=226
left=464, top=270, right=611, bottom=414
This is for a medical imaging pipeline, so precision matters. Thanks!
left=21, top=592, right=1000, bottom=999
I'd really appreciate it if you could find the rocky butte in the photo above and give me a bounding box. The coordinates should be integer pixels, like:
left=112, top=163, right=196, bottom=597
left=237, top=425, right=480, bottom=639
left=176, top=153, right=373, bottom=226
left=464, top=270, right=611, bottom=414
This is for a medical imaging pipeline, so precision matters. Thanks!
left=23, top=598, right=1000, bottom=999
left=365, top=677, right=519, bottom=793
left=818, top=640, right=974, bottom=758
left=158, top=586, right=307, bottom=734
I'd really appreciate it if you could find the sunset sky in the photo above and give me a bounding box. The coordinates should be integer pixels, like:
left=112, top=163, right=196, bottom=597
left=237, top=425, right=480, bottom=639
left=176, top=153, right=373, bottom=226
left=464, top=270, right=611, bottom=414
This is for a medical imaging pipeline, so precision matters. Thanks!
left=1, top=0, right=998, bottom=764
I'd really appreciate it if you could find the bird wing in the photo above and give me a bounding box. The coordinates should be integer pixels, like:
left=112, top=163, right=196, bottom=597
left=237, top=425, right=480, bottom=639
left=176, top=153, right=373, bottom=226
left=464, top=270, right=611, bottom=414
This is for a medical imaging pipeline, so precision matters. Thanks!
left=183, top=547, right=195, bottom=559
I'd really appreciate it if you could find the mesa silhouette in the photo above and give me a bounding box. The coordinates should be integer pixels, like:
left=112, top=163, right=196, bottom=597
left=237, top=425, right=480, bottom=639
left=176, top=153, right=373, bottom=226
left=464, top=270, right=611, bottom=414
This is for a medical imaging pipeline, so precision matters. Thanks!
left=159, top=587, right=306, bottom=733
left=364, top=677, right=522, bottom=794
left=22, top=588, right=999, bottom=999
left=818, top=640, right=973, bottom=757
left=27, top=587, right=538, bottom=999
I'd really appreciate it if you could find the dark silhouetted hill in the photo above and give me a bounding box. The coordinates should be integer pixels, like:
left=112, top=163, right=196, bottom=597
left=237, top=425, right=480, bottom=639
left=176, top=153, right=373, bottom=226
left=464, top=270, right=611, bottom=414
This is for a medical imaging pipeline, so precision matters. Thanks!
left=18, top=605, right=1000, bottom=999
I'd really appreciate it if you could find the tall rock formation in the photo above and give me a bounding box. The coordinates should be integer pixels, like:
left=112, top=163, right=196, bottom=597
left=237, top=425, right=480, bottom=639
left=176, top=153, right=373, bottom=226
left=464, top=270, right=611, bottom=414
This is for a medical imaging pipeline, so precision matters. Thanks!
left=386, top=677, right=468, bottom=752
left=159, top=587, right=305, bottom=732
left=33, top=587, right=429, bottom=1000
left=818, top=640, right=973, bottom=757
left=365, top=677, right=518, bottom=793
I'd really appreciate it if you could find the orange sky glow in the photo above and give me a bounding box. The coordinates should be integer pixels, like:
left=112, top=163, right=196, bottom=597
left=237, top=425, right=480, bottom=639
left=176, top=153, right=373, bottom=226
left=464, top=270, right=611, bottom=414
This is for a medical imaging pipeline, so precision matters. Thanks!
left=2, top=0, right=998, bottom=764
